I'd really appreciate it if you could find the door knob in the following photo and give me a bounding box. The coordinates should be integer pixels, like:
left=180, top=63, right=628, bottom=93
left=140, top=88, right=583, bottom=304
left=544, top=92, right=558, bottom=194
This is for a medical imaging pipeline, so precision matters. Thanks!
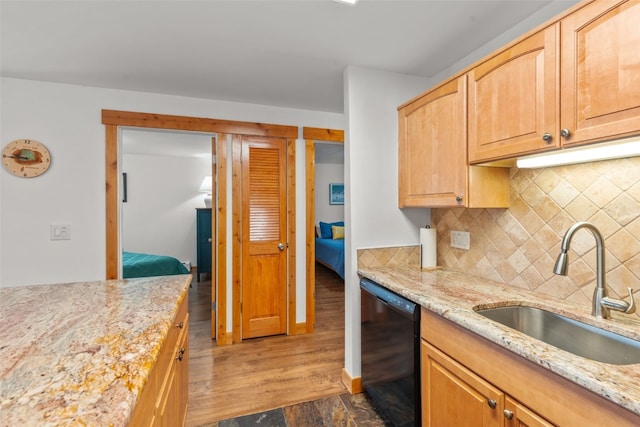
left=278, top=243, right=286, bottom=251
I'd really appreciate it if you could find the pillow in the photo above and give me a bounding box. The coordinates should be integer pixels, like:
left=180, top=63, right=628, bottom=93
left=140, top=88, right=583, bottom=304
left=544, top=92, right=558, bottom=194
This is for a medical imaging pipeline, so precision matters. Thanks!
left=331, top=225, right=345, bottom=239
left=319, top=221, right=344, bottom=239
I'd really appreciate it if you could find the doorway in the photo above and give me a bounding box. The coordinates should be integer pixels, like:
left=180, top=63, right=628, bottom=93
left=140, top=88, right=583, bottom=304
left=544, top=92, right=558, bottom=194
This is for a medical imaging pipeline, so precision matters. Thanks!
left=103, top=110, right=298, bottom=344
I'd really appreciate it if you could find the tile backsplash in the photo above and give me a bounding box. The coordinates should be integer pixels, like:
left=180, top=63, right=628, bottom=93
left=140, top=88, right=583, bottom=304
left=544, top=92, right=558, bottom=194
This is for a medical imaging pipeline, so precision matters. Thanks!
left=433, top=156, right=640, bottom=315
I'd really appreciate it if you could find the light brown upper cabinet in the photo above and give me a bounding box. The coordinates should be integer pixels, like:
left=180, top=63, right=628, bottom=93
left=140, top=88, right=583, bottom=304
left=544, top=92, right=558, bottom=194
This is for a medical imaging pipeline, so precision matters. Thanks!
left=398, top=76, right=509, bottom=208
left=560, top=0, right=640, bottom=147
left=469, top=0, right=640, bottom=164
left=468, top=25, right=559, bottom=164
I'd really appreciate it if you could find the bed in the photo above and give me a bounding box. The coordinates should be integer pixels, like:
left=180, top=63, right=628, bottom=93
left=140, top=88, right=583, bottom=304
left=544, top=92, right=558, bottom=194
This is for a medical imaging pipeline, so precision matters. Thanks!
left=315, top=221, right=345, bottom=279
left=123, top=251, right=190, bottom=279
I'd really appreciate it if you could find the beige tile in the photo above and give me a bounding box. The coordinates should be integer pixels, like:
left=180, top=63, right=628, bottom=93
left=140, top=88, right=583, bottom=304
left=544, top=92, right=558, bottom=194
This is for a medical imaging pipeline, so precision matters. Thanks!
left=549, top=179, right=580, bottom=208
left=608, top=158, right=640, bottom=190
left=533, top=196, right=562, bottom=222
left=603, top=193, right=640, bottom=226
left=532, top=168, right=562, bottom=194
left=607, top=229, right=640, bottom=264
left=430, top=157, right=640, bottom=310
left=606, top=265, right=640, bottom=299
left=564, top=194, right=599, bottom=222
left=520, top=182, right=546, bottom=209
left=583, top=176, right=621, bottom=208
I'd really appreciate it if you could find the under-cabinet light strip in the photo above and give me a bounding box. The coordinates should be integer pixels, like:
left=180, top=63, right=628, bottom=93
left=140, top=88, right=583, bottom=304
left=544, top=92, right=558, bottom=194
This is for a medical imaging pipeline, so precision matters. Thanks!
left=516, top=137, right=640, bottom=168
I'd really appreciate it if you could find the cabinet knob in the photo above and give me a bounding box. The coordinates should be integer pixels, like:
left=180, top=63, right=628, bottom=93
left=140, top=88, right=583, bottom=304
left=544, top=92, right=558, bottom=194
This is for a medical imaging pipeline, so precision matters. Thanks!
left=455, top=194, right=463, bottom=203
left=176, top=321, right=184, bottom=329
left=503, top=409, right=514, bottom=420
left=542, top=133, right=553, bottom=143
left=560, top=128, right=571, bottom=138
left=176, top=347, right=186, bottom=361
left=208, top=237, right=212, bottom=243
left=278, top=243, right=286, bottom=251
left=487, top=399, right=497, bottom=409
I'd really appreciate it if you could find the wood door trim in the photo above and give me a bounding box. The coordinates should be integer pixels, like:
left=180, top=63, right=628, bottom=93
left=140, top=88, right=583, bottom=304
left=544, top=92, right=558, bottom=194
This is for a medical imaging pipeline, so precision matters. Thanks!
left=305, top=140, right=316, bottom=334
left=232, top=135, right=243, bottom=344
left=287, top=138, right=297, bottom=335
left=215, top=135, right=227, bottom=344
left=103, top=110, right=298, bottom=138
left=105, top=124, right=119, bottom=279
left=103, top=109, right=298, bottom=281
left=304, top=128, right=344, bottom=334
left=303, top=127, right=344, bottom=143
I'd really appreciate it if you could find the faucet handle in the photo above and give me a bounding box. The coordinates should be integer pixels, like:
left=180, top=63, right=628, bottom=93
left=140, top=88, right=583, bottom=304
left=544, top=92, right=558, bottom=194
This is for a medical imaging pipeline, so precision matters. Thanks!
left=625, top=287, right=636, bottom=314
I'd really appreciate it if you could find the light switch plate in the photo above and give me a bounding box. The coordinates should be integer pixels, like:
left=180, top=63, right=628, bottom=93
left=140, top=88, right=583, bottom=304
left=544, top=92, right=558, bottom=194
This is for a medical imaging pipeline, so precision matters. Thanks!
left=451, top=230, right=470, bottom=250
left=50, top=224, right=71, bottom=240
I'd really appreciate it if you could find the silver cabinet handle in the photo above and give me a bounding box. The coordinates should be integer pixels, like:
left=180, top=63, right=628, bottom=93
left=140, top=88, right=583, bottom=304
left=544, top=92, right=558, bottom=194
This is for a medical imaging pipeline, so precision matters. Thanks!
left=455, top=194, right=463, bottom=203
left=560, top=128, right=571, bottom=138
left=542, top=133, right=552, bottom=143
left=487, top=399, right=497, bottom=409
left=504, top=409, right=514, bottom=420
left=277, top=243, right=285, bottom=251
left=208, top=237, right=212, bottom=243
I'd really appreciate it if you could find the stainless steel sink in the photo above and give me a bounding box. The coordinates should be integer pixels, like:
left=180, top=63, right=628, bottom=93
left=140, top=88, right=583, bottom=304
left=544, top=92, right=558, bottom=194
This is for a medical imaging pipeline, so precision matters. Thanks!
left=475, top=305, right=640, bottom=365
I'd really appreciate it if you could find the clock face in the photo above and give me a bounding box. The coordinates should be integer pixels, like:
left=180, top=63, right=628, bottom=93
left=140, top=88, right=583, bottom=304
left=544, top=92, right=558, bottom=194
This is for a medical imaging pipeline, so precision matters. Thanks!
left=2, top=139, right=51, bottom=178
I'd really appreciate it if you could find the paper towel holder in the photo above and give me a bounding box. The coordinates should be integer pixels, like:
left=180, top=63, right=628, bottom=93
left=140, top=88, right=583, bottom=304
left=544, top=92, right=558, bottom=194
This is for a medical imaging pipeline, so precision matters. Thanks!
left=420, top=225, right=440, bottom=271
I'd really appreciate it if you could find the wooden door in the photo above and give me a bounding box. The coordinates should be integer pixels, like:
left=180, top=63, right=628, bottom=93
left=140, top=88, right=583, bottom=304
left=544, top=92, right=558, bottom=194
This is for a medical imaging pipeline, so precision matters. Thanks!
left=398, top=76, right=467, bottom=207
left=468, top=24, right=559, bottom=163
left=505, top=396, right=556, bottom=427
left=561, top=0, right=640, bottom=147
left=241, top=136, right=288, bottom=339
left=422, top=341, right=503, bottom=427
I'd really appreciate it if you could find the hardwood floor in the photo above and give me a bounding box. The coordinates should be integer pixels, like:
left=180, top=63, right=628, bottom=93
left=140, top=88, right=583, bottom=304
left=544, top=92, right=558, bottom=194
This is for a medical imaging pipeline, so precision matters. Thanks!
left=185, top=264, right=351, bottom=426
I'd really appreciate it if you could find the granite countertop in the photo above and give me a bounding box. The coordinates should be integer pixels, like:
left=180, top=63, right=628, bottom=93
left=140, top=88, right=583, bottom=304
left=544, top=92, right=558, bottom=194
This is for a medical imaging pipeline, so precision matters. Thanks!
left=0, top=274, right=191, bottom=426
left=358, top=265, right=640, bottom=416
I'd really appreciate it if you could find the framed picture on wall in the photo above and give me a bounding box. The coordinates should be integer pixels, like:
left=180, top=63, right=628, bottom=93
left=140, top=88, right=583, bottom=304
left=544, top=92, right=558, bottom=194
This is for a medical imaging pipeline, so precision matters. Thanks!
left=329, top=183, right=344, bottom=205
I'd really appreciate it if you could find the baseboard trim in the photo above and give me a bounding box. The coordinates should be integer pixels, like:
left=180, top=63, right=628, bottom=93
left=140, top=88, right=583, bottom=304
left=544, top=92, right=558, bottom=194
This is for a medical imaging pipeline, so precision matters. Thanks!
left=216, top=333, right=233, bottom=346
left=291, top=322, right=308, bottom=335
left=341, top=368, right=363, bottom=394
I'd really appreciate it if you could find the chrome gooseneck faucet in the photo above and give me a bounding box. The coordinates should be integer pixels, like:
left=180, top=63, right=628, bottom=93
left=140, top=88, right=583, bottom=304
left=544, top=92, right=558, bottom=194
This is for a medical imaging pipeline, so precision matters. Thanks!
left=554, top=221, right=636, bottom=319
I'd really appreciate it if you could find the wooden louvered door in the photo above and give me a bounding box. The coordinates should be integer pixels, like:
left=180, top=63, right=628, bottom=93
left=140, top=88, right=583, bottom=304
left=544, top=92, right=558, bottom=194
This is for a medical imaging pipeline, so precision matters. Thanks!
left=241, top=136, right=288, bottom=339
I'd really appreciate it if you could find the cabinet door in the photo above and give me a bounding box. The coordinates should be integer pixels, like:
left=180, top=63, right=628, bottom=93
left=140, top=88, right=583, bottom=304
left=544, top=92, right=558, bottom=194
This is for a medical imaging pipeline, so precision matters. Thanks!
left=505, top=396, right=556, bottom=427
left=469, top=25, right=559, bottom=163
left=398, top=76, right=467, bottom=207
left=561, top=0, right=640, bottom=146
left=196, top=208, right=212, bottom=278
left=176, top=317, right=189, bottom=426
left=422, top=341, right=503, bottom=427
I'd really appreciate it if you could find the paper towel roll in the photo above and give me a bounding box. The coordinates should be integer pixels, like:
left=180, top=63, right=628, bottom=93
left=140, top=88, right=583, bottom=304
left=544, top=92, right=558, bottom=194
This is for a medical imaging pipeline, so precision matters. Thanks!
left=420, top=227, right=437, bottom=268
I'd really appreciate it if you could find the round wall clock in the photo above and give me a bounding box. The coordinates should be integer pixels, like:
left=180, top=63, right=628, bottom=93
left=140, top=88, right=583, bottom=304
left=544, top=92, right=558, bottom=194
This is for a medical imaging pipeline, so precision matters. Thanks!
left=2, top=139, right=51, bottom=178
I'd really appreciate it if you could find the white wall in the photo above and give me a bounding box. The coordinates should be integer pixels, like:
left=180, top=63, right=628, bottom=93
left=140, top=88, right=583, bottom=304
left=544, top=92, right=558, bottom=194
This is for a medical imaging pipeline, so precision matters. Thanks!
left=343, top=66, right=432, bottom=379
left=315, top=163, right=345, bottom=225
left=0, top=77, right=343, bottom=287
left=122, top=153, right=210, bottom=264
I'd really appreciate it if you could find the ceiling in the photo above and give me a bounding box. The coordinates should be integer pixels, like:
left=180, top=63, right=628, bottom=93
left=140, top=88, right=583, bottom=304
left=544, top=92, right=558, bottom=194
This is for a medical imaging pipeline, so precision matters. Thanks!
left=1, top=0, right=579, bottom=114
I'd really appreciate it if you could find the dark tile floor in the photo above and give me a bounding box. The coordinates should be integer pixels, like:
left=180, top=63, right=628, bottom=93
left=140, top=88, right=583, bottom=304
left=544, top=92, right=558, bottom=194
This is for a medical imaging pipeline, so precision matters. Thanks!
left=203, top=393, right=387, bottom=427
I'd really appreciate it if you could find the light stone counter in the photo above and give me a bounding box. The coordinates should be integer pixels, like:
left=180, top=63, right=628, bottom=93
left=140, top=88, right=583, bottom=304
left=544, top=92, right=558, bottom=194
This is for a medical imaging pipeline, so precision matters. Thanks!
left=358, top=266, right=640, bottom=417
left=0, top=274, right=191, bottom=426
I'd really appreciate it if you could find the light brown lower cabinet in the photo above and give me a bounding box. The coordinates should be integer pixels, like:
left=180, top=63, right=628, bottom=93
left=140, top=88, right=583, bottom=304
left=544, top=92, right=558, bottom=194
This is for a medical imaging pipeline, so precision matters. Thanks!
left=129, top=295, right=189, bottom=426
left=421, top=308, right=640, bottom=427
left=422, top=342, right=553, bottom=426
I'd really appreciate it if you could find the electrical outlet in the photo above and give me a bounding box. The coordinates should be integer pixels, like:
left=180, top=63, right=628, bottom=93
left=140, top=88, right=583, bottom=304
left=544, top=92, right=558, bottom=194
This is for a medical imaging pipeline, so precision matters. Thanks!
left=451, top=230, right=470, bottom=250
left=50, top=224, right=71, bottom=240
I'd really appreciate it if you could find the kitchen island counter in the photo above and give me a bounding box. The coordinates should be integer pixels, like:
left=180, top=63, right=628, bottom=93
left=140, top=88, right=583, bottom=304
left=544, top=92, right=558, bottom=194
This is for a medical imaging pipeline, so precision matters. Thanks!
left=358, top=265, right=640, bottom=418
left=0, top=274, right=191, bottom=426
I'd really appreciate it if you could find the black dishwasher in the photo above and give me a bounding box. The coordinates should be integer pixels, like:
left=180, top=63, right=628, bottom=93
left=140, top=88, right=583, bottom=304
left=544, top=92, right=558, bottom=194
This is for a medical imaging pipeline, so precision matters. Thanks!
left=360, top=277, right=420, bottom=427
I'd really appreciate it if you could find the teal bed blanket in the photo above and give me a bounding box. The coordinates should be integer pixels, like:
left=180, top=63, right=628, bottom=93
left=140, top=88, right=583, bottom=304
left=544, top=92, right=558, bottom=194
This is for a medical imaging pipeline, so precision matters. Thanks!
left=123, top=251, right=189, bottom=279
